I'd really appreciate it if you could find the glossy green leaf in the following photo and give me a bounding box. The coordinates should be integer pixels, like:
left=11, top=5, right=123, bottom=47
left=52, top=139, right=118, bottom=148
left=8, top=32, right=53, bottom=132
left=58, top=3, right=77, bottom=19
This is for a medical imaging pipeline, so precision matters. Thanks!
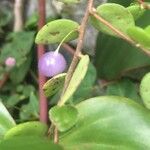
left=49, top=105, right=78, bottom=132
left=0, top=101, right=16, bottom=140
left=4, top=121, right=47, bottom=140
left=60, top=96, right=150, bottom=149
left=0, top=136, right=63, bottom=150
left=127, top=26, right=150, bottom=49
left=127, top=4, right=145, bottom=20
left=95, top=33, right=150, bottom=80
left=140, top=72, right=150, bottom=109
left=90, top=3, right=135, bottom=37
left=60, top=55, right=90, bottom=105
left=35, top=19, right=79, bottom=44
left=43, top=73, right=66, bottom=97
left=58, top=0, right=80, bottom=4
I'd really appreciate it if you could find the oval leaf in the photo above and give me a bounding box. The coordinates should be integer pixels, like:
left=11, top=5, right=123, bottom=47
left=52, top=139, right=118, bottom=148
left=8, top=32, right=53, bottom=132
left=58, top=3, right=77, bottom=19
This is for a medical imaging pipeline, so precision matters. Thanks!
left=59, top=55, right=90, bottom=105
left=90, top=3, right=135, bottom=37
left=35, top=19, right=79, bottom=44
left=127, top=26, right=150, bottom=49
left=0, top=101, right=16, bottom=140
left=49, top=105, right=78, bottom=132
left=4, top=121, right=48, bottom=140
left=0, top=136, right=63, bottom=150
left=60, top=96, right=150, bottom=149
left=43, top=73, right=66, bottom=97
left=140, top=72, right=150, bottom=109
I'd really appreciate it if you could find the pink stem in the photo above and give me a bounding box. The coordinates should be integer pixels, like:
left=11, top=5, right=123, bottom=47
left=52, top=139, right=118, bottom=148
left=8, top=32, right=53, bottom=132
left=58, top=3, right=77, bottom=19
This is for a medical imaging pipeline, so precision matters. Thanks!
left=38, top=0, right=48, bottom=123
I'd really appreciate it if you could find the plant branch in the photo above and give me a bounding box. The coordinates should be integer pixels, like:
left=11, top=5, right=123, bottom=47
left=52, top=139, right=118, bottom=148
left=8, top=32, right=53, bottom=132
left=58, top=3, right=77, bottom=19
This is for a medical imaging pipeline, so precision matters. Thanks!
left=53, top=0, right=94, bottom=144
left=62, top=43, right=75, bottom=55
left=38, top=0, right=48, bottom=124
left=137, top=0, right=150, bottom=9
left=59, top=0, right=94, bottom=104
left=14, top=0, right=24, bottom=31
left=90, top=8, right=150, bottom=57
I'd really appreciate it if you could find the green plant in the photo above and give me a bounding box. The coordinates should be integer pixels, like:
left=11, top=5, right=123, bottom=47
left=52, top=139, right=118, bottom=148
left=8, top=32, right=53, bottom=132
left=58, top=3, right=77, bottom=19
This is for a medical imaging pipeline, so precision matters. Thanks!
left=1, top=0, right=150, bottom=149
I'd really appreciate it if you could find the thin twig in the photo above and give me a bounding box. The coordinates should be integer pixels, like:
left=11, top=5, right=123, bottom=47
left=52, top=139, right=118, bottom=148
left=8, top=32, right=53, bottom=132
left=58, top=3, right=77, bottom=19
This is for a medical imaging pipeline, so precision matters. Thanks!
left=0, top=73, right=9, bottom=89
left=62, top=43, right=75, bottom=55
left=53, top=0, right=94, bottom=143
left=58, top=0, right=94, bottom=105
left=14, top=0, right=24, bottom=31
left=90, top=8, right=150, bottom=57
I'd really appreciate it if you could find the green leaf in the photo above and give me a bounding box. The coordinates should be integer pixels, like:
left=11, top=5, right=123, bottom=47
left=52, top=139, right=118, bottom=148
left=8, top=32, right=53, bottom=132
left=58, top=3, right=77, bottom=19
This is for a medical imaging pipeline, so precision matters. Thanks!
left=127, top=26, right=150, bottom=49
left=19, top=92, right=39, bottom=121
left=90, top=3, right=135, bottom=37
left=73, top=63, right=97, bottom=103
left=95, top=33, right=150, bottom=80
left=49, top=105, right=78, bottom=132
left=0, top=6, right=12, bottom=27
left=60, top=96, right=150, bottom=149
left=35, top=19, right=79, bottom=44
left=0, top=136, right=63, bottom=150
left=127, top=4, right=145, bottom=20
left=106, top=78, right=141, bottom=103
left=0, top=32, right=35, bottom=66
left=0, top=101, right=16, bottom=140
left=140, top=72, right=150, bottom=109
left=60, top=55, right=90, bottom=105
left=145, top=25, right=150, bottom=34
left=10, top=55, right=32, bottom=84
left=43, top=73, right=66, bottom=98
left=4, top=121, right=47, bottom=140
left=25, top=13, right=38, bottom=29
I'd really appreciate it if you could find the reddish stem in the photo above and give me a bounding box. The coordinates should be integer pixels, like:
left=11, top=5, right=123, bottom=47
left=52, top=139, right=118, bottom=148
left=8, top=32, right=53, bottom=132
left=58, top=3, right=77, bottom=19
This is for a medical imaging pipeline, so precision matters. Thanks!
left=38, top=0, right=48, bottom=123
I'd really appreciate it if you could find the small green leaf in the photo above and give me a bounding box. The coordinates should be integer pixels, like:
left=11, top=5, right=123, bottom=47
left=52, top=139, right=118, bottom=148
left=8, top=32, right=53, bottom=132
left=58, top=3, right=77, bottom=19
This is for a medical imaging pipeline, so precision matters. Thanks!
left=49, top=105, right=78, bottom=132
left=90, top=3, right=135, bottom=37
left=60, top=55, right=90, bottom=105
left=140, top=72, right=150, bottom=109
left=0, top=136, right=63, bottom=150
left=127, top=4, right=145, bottom=20
left=4, top=121, right=48, bottom=140
left=127, top=26, right=150, bottom=49
left=35, top=19, right=79, bottom=44
left=0, top=101, right=16, bottom=140
left=43, top=73, right=66, bottom=97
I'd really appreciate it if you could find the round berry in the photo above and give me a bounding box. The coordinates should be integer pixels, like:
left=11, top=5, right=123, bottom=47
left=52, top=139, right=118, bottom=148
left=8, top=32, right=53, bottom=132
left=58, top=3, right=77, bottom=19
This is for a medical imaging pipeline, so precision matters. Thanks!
left=5, top=57, right=16, bottom=68
left=38, top=51, right=67, bottom=77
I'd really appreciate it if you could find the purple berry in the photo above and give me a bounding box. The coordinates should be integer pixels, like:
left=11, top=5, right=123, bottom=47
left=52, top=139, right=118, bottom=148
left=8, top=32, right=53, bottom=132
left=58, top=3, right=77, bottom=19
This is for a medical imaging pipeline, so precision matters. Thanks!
left=5, top=57, right=16, bottom=68
left=38, top=51, right=67, bottom=77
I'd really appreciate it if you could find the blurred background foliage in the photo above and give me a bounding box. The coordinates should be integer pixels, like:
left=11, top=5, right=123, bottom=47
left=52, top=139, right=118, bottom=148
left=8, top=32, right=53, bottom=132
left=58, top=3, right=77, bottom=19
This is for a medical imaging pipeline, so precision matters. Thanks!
left=0, top=0, right=150, bottom=123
